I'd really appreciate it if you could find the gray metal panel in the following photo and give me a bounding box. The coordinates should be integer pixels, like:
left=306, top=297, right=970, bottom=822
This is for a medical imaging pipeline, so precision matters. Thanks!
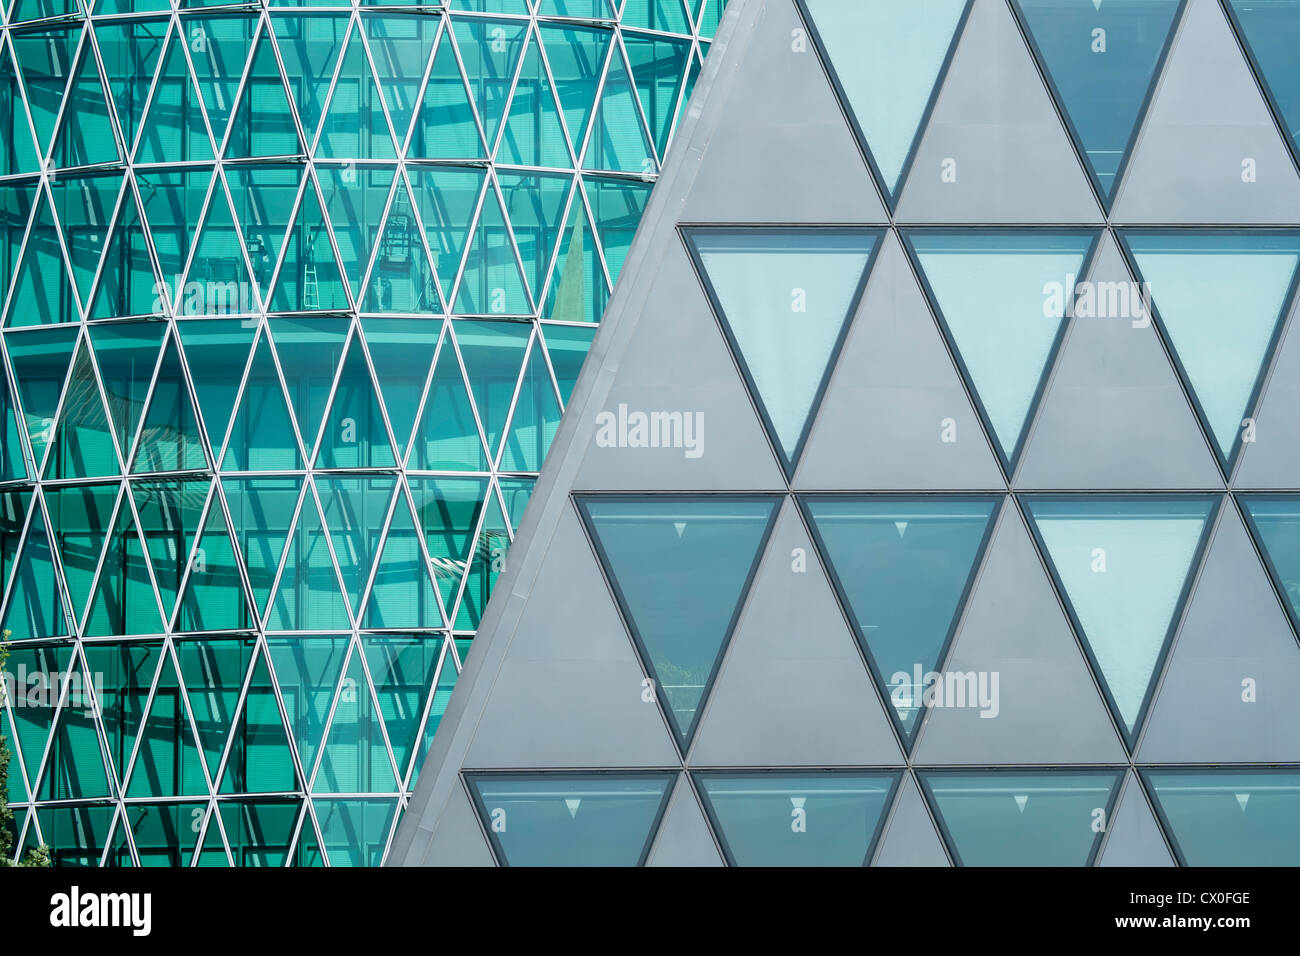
left=418, top=780, right=497, bottom=867
left=1138, top=501, right=1300, bottom=763
left=681, top=0, right=888, bottom=223
left=1098, top=772, right=1175, bottom=868
left=462, top=506, right=681, bottom=769
left=645, top=775, right=725, bottom=867
left=1112, top=0, right=1300, bottom=224
left=872, top=773, right=951, bottom=867
left=913, top=500, right=1127, bottom=765
left=895, top=0, right=1103, bottom=224
left=691, top=499, right=905, bottom=767
left=1234, top=295, right=1300, bottom=488
left=573, top=239, right=786, bottom=491
left=1016, top=233, right=1222, bottom=490
left=796, top=231, right=1004, bottom=491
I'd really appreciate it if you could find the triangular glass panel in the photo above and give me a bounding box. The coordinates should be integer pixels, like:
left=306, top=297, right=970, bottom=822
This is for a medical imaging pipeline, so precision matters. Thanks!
left=408, top=28, right=485, bottom=160
left=500, top=336, right=562, bottom=472
left=408, top=339, right=490, bottom=470
left=361, top=492, right=443, bottom=629
left=195, top=812, right=232, bottom=866
left=89, top=191, right=162, bottom=321
left=180, top=179, right=259, bottom=317
left=175, top=493, right=252, bottom=632
left=905, top=230, right=1099, bottom=471
left=226, top=32, right=302, bottom=159
left=0, top=183, right=35, bottom=313
left=218, top=649, right=298, bottom=796
left=499, top=30, right=573, bottom=168
left=802, top=495, right=999, bottom=746
left=218, top=800, right=303, bottom=866
left=50, top=41, right=120, bottom=168
left=919, top=769, right=1123, bottom=866
left=173, top=638, right=256, bottom=787
left=538, top=23, right=612, bottom=151
left=93, top=17, right=169, bottom=155
left=577, top=495, right=778, bottom=745
left=267, top=317, right=349, bottom=454
left=313, top=642, right=400, bottom=794
left=498, top=171, right=571, bottom=304
left=412, top=638, right=460, bottom=781
left=540, top=323, right=596, bottom=407
left=360, top=318, right=443, bottom=457
left=83, top=490, right=165, bottom=638
left=361, top=177, right=439, bottom=314
left=33, top=806, right=116, bottom=867
left=1240, top=496, right=1300, bottom=633
left=123, top=802, right=206, bottom=867
left=177, top=319, right=256, bottom=454
left=0, top=372, right=29, bottom=482
left=2, top=505, right=68, bottom=640
left=220, top=333, right=302, bottom=471
left=1013, top=0, right=1183, bottom=205
left=265, top=635, right=350, bottom=779
left=622, top=0, right=691, bottom=33
left=225, top=165, right=303, bottom=303
left=407, top=164, right=485, bottom=305
left=43, top=482, right=118, bottom=625
left=10, top=25, right=78, bottom=157
left=583, top=43, right=655, bottom=173
left=1121, top=231, right=1300, bottom=471
left=623, top=31, right=692, bottom=160
left=498, top=476, right=536, bottom=535
left=265, top=490, right=352, bottom=632
left=33, top=661, right=113, bottom=800
left=361, top=635, right=443, bottom=780
left=268, top=177, right=350, bottom=312
left=456, top=484, right=510, bottom=630
left=132, top=333, right=207, bottom=474
left=311, top=798, right=398, bottom=867
left=315, top=330, right=397, bottom=468
left=454, top=319, right=532, bottom=461
left=43, top=339, right=119, bottom=480
left=293, top=812, right=326, bottom=868
left=2, top=642, right=62, bottom=796
left=131, top=478, right=209, bottom=622
left=454, top=182, right=531, bottom=315
left=696, top=771, right=900, bottom=866
left=0, top=47, right=41, bottom=176
left=81, top=641, right=163, bottom=791
left=689, top=228, right=880, bottom=474
left=467, top=772, right=672, bottom=867
left=1227, top=0, right=1300, bottom=168
left=407, top=476, right=488, bottom=621
left=6, top=325, right=78, bottom=470
left=315, top=476, right=398, bottom=617
left=1144, top=768, right=1300, bottom=866
left=453, top=17, right=529, bottom=155
left=1023, top=495, right=1218, bottom=745
left=51, top=173, right=122, bottom=313
left=4, top=187, right=79, bottom=327
left=316, top=30, right=397, bottom=159
left=223, top=477, right=300, bottom=619
left=269, top=13, right=351, bottom=150
left=137, top=168, right=215, bottom=298
left=134, top=32, right=216, bottom=164
left=316, top=165, right=396, bottom=301
left=584, top=175, right=651, bottom=289
left=185, top=15, right=258, bottom=150
left=800, top=0, right=969, bottom=203
left=361, top=13, right=441, bottom=151
left=542, top=191, right=604, bottom=324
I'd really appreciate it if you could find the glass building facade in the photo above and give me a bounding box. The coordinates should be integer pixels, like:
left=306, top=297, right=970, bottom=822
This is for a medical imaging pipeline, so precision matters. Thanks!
left=393, top=0, right=1300, bottom=867
left=0, top=0, right=725, bottom=865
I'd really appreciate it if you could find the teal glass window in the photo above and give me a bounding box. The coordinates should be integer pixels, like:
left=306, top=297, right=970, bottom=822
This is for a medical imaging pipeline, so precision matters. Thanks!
left=467, top=773, right=673, bottom=867
left=1226, top=0, right=1300, bottom=166
left=906, top=230, right=1099, bottom=470
left=1144, top=769, right=1300, bottom=866
left=921, top=770, right=1124, bottom=866
left=802, top=495, right=999, bottom=745
left=695, top=772, right=900, bottom=867
left=1240, top=496, right=1300, bottom=629
left=1023, top=495, right=1216, bottom=741
left=688, top=228, right=880, bottom=474
left=1121, top=231, right=1300, bottom=470
left=578, top=495, right=778, bottom=744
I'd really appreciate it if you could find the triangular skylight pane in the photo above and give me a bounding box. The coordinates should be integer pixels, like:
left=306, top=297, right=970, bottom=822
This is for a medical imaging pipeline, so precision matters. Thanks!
left=1226, top=0, right=1300, bottom=166
left=269, top=13, right=350, bottom=148
left=315, top=331, right=397, bottom=469
left=1144, top=768, right=1300, bottom=866
left=453, top=18, right=529, bottom=154
left=454, top=319, right=532, bottom=461
left=407, top=476, right=489, bottom=623
left=220, top=333, right=302, bottom=471
left=359, top=318, right=443, bottom=457
left=1240, top=496, right=1300, bottom=632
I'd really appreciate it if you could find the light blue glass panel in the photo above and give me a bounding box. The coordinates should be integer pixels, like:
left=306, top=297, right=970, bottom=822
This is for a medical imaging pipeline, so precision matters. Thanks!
left=1024, top=496, right=1215, bottom=740
left=1145, top=770, right=1300, bottom=866
left=579, top=496, right=778, bottom=743
left=1123, top=232, right=1300, bottom=467
left=1240, top=496, right=1300, bottom=627
left=1014, top=0, right=1182, bottom=202
left=696, top=772, right=898, bottom=866
left=690, top=229, right=878, bottom=472
left=908, top=231, right=1096, bottom=469
left=1228, top=1, right=1300, bottom=162
left=467, top=773, right=672, bottom=867
left=803, top=496, right=999, bottom=743
left=802, top=0, right=968, bottom=199
left=922, top=770, right=1123, bottom=866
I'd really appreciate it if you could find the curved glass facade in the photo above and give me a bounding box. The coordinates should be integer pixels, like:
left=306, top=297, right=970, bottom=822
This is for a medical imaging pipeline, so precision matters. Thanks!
left=0, top=0, right=724, bottom=866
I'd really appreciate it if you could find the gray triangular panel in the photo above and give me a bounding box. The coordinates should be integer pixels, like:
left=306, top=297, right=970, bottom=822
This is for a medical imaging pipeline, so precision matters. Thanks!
left=797, top=231, right=1004, bottom=490
left=574, top=239, right=786, bottom=491
left=1016, top=233, right=1222, bottom=490
left=1235, top=295, right=1300, bottom=488
left=682, top=0, right=887, bottom=223
left=463, top=507, right=681, bottom=769
left=691, top=499, right=904, bottom=767
left=417, top=781, right=497, bottom=867
left=1099, top=772, right=1175, bottom=868
left=873, top=774, right=950, bottom=867
left=896, top=0, right=1102, bottom=224
left=914, top=501, right=1127, bottom=765
left=645, top=775, right=724, bottom=867
left=1113, top=0, right=1300, bottom=224
left=1139, top=502, right=1300, bottom=763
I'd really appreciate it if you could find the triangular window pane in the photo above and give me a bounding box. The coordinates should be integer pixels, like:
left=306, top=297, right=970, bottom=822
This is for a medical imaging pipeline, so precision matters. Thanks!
left=408, top=476, right=488, bottom=623
left=124, top=801, right=205, bottom=867
left=317, top=166, right=396, bottom=301
left=361, top=635, right=443, bottom=781
left=83, top=492, right=164, bottom=638
left=467, top=772, right=672, bottom=867
left=454, top=319, right=531, bottom=461
left=270, top=13, right=351, bottom=149
left=265, top=635, right=350, bottom=777
left=315, top=331, right=397, bottom=468
left=132, top=334, right=207, bottom=474
left=89, top=192, right=161, bottom=320
left=126, top=645, right=207, bottom=798
left=221, top=334, right=302, bottom=471
left=454, top=184, right=531, bottom=315
left=176, top=493, right=252, bottom=632
left=906, top=230, right=1098, bottom=471
left=10, top=25, right=78, bottom=156
left=131, top=478, right=209, bottom=621
left=542, top=192, right=603, bottom=324
left=218, top=649, right=298, bottom=795
left=317, top=30, right=397, bottom=159
left=177, top=319, right=256, bottom=453
left=584, top=176, right=650, bottom=288
left=51, top=43, right=120, bottom=168
left=223, top=477, right=300, bottom=619
left=219, top=800, right=302, bottom=866
left=314, top=643, right=399, bottom=794
left=499, top=32, right=573, bottom=168
left=134, top=33, right=215, bottom=164
left=500, top=337, right=562, bottom=472
left=499, top=171, right=572, bottom=303
left=361, top=178, right=439, bottom=314
left=180, top=181, right=259, bottom=317
left=36, top=673, right=113, bottom=799
left=920, top=770, right=1123, bottom=866
left=6, top=325, right=79, bottom=470
left=269, top=177, right=350, bottom=312
left=34, top=806, right=115, bottom=867
left=1122, top=231, right=1300, bottom=470
left=84, top=642, right=163, bottom=797
left=268, top=317, right=349, bottom=453
left=538, top=23, right=612, bottom=151
left=1144, top=769, right=1300, bottom=866
left=44, top=483, right=118, bottom=624
left=226, top=165, right=302, bottom=303
left=312, top=798, right=397, bottom=867
left=0, top=47, right=41, bottom=175
left=5, top=188, right=79, bottom=326
left=696, top=771, right=899, bottom=867
left=226, top=33, right=302, bottom=159
left=172, top=638, right=255, bottom=784
left=361, top=492, right=442, bottom=629
left=453, top=18, right=529, bottom=154
left=94, top=18, right=169, bottom=155
left=1024, top=495, right=1217, bottom=743
left=316, top=476, right=397, bottom=616
left=690, top=228, right=879, bottom=473
left=0, top=372, right=29, bottom=482
left=362, top=13, right=440, bottom=150
left=1239, top=496, right=1300, bottom=632
left=137, top=168, right=214, bottom=296
left=623, top=32, right=692, bottom=160
left=409, top=342, right=489, bottom=470
left=44, top=340, right=119, bottom=480
left=408, top=30, right=485, bottom=160
left=0, top=183, right=35, bottom=312
left=51, top=173, right=122, bottom=312
left=2, top=507, right=68, bottom=641
left=541, top=323, right=596, bottom=406
left=186, top=15, right=258, bottom=150
left=266, top=492, right=351, bottom=632
left=801, top=0, right=969, bottom=201
left=360, top=318, right=443, bottom=457
left=577, top=495, right=778, bottom=744
left=455, top=483, right=509, bottom=630
left=408, top=165, right=485, bottom=305
left=582, top=45, right=655, bottom=173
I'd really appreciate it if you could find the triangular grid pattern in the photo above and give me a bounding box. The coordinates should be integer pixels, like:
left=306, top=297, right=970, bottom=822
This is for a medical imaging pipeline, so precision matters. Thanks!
left=0, top=1, right=724, bottom=867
